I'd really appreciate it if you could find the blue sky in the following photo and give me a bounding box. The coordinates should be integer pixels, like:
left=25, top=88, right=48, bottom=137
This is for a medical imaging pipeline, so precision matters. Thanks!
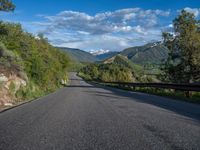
left=1, top=0, right=200, bottom=52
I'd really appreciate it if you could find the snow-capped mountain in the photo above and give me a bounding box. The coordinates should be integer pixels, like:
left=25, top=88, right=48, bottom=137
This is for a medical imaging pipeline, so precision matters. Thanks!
left=89, top=49, right=110, bottom=55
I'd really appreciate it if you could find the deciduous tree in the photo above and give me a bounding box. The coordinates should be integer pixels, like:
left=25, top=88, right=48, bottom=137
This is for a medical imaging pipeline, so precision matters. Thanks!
left=162, top=10, right=200, bottom=83
left=0, top=0, right=15, bottom=12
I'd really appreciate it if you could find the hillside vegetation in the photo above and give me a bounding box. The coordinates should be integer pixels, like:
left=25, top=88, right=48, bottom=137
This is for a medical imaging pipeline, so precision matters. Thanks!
left=80, top=55, right=159, bottom=83
left=0, top=22, right=70, bottom=105
left=59, top=47, right=98, bottom=62
left=121, top=42, right=168, bottom=64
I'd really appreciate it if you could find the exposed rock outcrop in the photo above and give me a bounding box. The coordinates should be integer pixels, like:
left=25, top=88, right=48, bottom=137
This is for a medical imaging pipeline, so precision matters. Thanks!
left=0, top=66, right=27, bottom=107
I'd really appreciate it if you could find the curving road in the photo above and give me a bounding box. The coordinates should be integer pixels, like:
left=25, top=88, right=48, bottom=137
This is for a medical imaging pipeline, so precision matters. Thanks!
left=0, top=73, right=200, bottom=150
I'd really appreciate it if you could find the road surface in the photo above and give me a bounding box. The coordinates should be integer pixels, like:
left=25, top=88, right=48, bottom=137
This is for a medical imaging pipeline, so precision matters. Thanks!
left=0, top=73, right=200, bottom=150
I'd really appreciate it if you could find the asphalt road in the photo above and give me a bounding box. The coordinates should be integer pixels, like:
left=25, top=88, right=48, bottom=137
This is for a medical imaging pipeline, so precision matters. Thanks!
left=0, top=73, right=200, bottom=150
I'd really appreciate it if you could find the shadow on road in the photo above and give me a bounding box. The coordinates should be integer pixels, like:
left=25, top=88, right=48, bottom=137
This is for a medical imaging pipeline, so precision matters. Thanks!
left=79, top=81, right=200, bottom=122
left=70, top=78, right=83, bottom=81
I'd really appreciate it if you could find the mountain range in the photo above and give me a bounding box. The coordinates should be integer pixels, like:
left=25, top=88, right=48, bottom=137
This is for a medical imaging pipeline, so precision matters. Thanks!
left=121, top=42, right=168, bottom=64
left=58, top=42, right=168, bottom=64
left=58, top=47, right=97, bottom=62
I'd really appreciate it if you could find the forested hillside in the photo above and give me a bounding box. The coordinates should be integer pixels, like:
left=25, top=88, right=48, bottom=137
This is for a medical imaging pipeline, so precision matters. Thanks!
left=0, top=22, right=70, bottom=106
left=80, top=55, right=159, bottom=83
left=121, top=42, right=168, bottom=64
left=58, top=47, right=98, bottom=62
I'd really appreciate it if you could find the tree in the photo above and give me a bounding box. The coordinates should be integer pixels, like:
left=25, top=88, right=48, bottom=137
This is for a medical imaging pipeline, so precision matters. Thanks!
left=162, top=10, right=200, bottom=83
left=0, top=0, right=15, bottom=12
left=0, top=1, right=15, bottom=37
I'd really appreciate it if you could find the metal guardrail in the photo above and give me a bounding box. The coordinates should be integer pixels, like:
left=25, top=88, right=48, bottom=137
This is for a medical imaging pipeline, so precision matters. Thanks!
left=99, top=82, right=200, bottom=92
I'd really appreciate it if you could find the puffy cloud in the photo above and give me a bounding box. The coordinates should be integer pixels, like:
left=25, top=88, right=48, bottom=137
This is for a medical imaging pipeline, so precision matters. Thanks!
left=32, top=8, right=170, bottom=51
left=133, top=25, right=147, bottom=35
left=184, top=7, right=200, bottom=17
left=36, top=8, right=170, bottom=35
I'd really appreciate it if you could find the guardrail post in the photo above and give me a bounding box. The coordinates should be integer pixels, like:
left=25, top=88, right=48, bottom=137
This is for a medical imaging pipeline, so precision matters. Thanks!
left=185, top=91, right=192, bottom=98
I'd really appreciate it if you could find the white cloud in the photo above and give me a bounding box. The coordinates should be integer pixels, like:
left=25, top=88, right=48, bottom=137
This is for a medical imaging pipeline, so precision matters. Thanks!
left=168, top=24, right=173, bottom=28
left=36, top=8, right=170, bottom=35
left=133, top=25, right=147, bottom=35
left=77, top=31, right=90, bottom=35
left=54, top=34, right=131, bottom=51
left=183, top=7, right=200, bottom=17
left=32, top=8, right=170, bottom=51
left=50, top=31, right=161, bottom=51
